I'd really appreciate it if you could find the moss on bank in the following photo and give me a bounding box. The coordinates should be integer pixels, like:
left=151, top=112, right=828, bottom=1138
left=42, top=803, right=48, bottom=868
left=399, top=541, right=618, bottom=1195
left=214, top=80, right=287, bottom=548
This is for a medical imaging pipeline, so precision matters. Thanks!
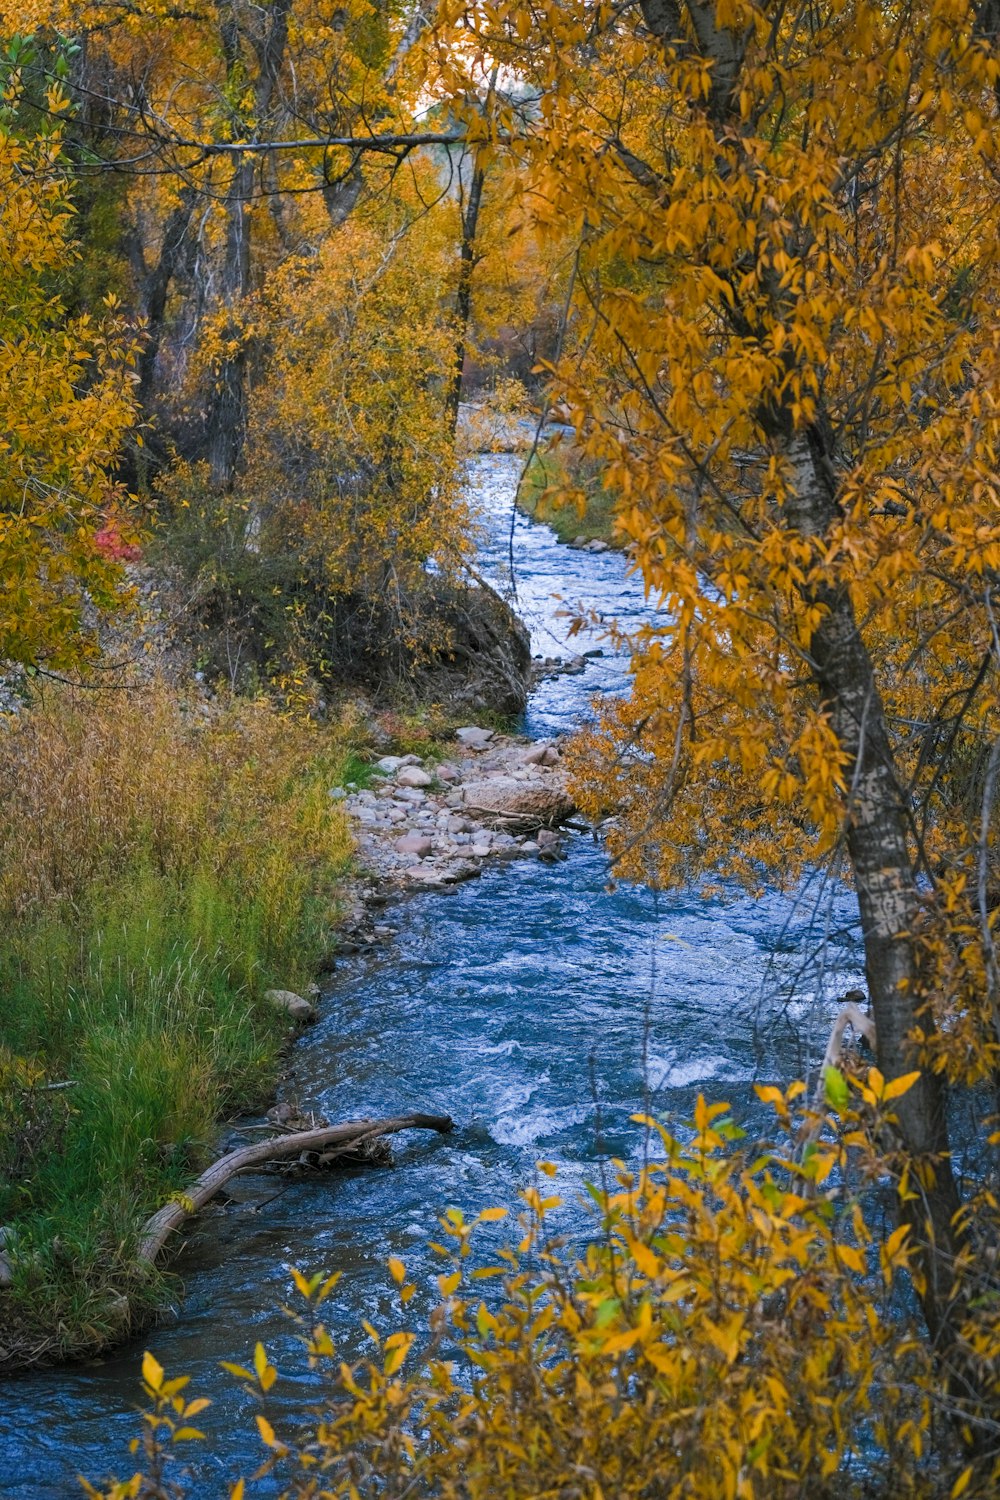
left=0, top=688, right=357, bottom=1367
left=517, top=450, right=620, bottom=547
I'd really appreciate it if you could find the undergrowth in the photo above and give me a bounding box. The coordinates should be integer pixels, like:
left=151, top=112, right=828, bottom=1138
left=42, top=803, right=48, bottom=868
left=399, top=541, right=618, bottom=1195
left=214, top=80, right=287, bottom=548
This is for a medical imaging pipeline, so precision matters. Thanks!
left=518, top=449, right=619, bottom=546
left=0, top=686, right=355, bottom=1364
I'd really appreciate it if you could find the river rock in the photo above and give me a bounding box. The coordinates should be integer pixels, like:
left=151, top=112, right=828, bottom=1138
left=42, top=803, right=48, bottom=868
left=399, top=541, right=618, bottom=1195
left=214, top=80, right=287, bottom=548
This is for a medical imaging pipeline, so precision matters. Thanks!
left=397, top=765, right=433, bottom=788
left=455, top=725, right=494, bottom=749
left=521, top=742, right=561, bottom=767
left=265, top=988, right=317, bottom=1024
left=0, top=1256, right=12, bottom=1289
left=403, top=866, right=449, bottom=887
left=395, top=833, right=434, bottom=857
left=376, top=755, right=406, bottom=774
left=462, top=778, right=576, bottom=830
left=585, top=538, right=610, bottom=553
left=471, top=842, right=492, bottom=857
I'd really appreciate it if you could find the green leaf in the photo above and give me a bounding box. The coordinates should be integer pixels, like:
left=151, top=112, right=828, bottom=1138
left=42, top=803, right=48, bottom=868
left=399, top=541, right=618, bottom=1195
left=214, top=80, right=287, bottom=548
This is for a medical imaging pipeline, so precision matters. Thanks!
left=824, top=1066, right=849, bottom=1112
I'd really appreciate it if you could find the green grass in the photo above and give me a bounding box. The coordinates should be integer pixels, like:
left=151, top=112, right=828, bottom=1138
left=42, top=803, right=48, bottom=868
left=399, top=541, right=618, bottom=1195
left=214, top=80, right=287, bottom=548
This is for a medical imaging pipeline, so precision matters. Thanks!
left=517, top=451, right=620, bottom=547
left=0, top=689, right=356, bottom=1365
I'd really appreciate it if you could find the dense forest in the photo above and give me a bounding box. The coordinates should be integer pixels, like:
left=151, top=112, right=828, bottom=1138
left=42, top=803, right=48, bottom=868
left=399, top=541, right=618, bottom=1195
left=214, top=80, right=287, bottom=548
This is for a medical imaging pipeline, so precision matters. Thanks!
left=3, top=0, right=1000, bottom=1494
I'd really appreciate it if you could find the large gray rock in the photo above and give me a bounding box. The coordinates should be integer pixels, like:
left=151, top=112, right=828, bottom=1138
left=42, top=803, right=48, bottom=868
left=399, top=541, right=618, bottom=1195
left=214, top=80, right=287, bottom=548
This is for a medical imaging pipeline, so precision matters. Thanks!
left=455, top=725, right=494, bottom=749
left=397, top=765, right=433, bottom=788
left=265, top=988, right=317, bottom=1024
left=462, top=778, right=576, bottom=831
left=395, top=833, right=434, bottom=857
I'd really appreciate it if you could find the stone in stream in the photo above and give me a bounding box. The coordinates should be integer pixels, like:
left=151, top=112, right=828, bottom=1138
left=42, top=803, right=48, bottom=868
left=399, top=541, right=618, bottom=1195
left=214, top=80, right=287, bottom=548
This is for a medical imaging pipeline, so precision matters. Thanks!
left=462, top=778, right=576, bottom=830
left=265, top=988, right=317, bottom=1024
left=471, top=843, right=492, bottom=857
left=397, top=765, right=433, bottom=788
left=403, top=865, right=448, bottom=888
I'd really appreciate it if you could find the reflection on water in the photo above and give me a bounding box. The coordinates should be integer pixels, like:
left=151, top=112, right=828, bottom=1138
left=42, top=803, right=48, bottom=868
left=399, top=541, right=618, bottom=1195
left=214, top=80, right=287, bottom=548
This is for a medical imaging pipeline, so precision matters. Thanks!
left=0, top=455, right=864, bottom=1498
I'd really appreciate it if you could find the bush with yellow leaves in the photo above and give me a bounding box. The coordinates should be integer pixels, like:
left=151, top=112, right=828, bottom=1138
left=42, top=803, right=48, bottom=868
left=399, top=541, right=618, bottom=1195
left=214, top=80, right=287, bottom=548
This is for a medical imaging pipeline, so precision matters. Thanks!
left=84, top=1069, right=1000, bottom=1499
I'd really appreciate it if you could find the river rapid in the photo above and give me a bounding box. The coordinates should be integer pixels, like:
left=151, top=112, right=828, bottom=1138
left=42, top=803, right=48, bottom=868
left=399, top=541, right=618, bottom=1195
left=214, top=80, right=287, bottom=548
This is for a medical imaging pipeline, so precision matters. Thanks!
left=0, top=453, right=865, bottom=1498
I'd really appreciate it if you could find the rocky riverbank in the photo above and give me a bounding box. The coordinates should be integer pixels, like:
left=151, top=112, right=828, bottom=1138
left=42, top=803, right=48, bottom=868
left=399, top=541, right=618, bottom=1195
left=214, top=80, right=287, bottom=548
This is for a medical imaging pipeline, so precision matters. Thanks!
left=335, top=723, right=579, bottom=902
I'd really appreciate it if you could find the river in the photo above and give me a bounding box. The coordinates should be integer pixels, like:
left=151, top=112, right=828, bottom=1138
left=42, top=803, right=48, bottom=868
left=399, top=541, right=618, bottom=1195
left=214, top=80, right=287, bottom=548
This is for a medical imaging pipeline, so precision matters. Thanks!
left=0, top=452, right=865, bottom=1497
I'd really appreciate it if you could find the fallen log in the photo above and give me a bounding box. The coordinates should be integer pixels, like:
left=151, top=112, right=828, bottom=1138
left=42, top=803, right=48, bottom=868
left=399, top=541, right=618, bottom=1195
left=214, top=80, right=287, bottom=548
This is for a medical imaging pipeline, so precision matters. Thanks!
left=138, top=1113, right=454, bottom=1267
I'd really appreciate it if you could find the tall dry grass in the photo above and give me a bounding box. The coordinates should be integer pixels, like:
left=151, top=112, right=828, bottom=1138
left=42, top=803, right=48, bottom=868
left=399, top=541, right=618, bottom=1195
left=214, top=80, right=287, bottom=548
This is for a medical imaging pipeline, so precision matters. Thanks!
left=0, top=684, right=355, bottom=1362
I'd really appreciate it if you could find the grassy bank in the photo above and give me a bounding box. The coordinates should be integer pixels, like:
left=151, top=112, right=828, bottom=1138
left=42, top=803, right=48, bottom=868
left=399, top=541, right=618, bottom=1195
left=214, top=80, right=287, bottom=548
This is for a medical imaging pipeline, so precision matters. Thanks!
left=517, top=450, right=620, bottom=547
left=0, top=687, right=356, bottom=1365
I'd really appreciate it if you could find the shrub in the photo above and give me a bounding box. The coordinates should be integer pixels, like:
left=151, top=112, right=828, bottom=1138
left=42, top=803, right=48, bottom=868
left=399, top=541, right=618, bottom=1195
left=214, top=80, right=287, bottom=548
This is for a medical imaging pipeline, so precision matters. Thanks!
left=85, top=1074, right=1000, bottom=1499
left=0, top=685, right=355, bottom=1362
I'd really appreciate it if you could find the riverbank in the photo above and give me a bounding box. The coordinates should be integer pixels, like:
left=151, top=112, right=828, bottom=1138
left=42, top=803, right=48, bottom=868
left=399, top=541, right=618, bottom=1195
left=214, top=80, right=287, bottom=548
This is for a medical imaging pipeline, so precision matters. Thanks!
left=517, top=451, right=619, bottom=548
left=0, top=682, right=584, bottom=1372
left=0, top=688, right=364, bottom=1370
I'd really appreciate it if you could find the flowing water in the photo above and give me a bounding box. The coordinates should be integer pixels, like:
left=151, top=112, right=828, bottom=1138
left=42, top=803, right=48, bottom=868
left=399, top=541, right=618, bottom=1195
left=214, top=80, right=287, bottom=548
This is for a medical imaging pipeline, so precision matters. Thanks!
left=0, top=454, right=865, bottom=1497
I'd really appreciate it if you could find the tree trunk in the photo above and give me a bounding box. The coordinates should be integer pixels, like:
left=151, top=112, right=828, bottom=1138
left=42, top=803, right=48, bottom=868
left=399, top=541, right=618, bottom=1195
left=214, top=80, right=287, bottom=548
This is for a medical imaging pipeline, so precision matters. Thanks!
left=203, top=0, right=293, bottom=489
left=786, top=431, right=961, bottom=1340
left=447, top=151, right=486, bottom=432
left=205, top=152, right=254, bottom=489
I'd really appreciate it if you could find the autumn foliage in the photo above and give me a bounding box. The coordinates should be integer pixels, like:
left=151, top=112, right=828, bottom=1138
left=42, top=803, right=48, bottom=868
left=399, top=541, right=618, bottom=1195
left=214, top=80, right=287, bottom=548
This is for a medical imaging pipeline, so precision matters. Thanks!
left=84, top=1073, right=1000, bottom=1498
left=0, top=52, right=138, bottom=670
left=4, top=0, right=1000, bottom=1493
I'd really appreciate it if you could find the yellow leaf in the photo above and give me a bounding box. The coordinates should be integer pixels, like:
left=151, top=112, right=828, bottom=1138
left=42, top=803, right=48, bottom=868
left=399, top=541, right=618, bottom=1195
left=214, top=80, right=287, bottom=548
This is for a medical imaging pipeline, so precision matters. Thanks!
left=883, top=1071, right=920, bottom=1102
left=141, top=1351, right=164, bottom=1393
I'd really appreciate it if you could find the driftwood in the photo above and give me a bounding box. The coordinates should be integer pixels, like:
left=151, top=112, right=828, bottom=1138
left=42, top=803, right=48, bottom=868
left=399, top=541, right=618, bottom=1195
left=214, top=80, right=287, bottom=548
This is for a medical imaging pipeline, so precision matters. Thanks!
left=138, top=1113, right=454, bottom=1267
left=797, top=997, right=878, bottom=1157
left=819, top=998, right=877, bottom=1078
